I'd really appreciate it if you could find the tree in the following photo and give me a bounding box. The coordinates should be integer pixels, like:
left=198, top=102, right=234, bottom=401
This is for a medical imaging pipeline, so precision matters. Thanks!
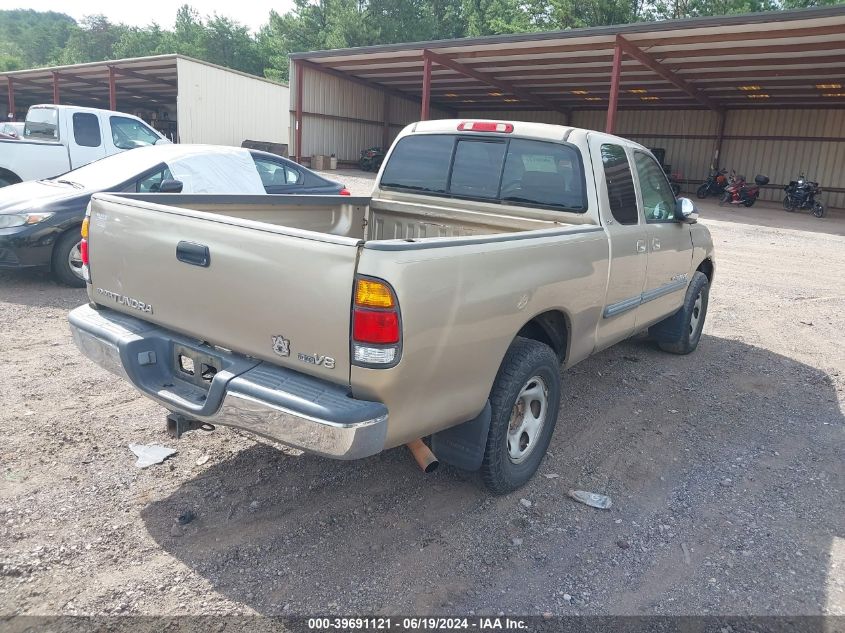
left=59, top=15, right=127, bottom=64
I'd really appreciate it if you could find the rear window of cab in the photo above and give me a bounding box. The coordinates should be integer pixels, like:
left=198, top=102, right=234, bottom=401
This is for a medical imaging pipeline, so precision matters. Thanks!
left=380, top=133, right=587, bottom=213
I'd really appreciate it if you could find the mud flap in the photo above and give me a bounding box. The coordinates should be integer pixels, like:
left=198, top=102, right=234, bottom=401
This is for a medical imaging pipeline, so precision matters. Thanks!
left=430, top=402, right=492, bottom=471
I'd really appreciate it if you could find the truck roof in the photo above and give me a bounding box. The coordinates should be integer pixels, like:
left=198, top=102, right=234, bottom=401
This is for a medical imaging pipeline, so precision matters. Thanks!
left=404, top=118, right=649, bottom=152
left=27, top=103, right=147, bottom=119
left=410, top=118, right=575, bottom=141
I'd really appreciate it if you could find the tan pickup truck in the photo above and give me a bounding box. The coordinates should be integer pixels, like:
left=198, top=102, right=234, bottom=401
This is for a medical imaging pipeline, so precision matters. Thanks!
left=69, top=119, right=714, bottom=493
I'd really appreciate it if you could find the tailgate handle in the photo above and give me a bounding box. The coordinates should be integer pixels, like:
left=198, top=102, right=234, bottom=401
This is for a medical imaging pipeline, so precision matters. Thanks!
left=176, top=241, right=210, bottom=268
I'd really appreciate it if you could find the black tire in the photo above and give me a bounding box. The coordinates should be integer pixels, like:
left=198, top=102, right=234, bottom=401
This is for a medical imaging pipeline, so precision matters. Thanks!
left=744, top=198, right=756, bottom=207
left=783, top=196, right=795, bottom=211
left=649, top=271, right=709, bottom=355
left=696, top=184, right=709, bottom=199
left=480, top=337, right=561, bottom=495
left=813, top=202, right=825, bottom=218
left=718, top=192, right=731, bottom=206
left=51, top=229, right=86, bottom=288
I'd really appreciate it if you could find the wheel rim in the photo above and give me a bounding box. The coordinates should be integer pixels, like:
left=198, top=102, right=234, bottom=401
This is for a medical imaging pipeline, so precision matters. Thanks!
left=68, top=240, right=85, bottom=280
left=507, top=376, right=548, bottom=464
left=689, top=291, right=703, bottom=336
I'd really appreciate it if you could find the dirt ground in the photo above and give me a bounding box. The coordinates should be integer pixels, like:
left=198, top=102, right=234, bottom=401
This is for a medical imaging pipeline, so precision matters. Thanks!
left=0, top=178, right=842, bottom=618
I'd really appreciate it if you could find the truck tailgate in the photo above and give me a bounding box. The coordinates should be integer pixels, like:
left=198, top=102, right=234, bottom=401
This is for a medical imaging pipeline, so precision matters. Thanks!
left=86, top=194, right=360, bottom=384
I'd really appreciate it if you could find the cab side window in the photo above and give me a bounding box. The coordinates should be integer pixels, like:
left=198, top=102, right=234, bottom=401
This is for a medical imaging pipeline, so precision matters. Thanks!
left=600, top=144, right=638, bottom=225
left=72, top=113, right=102, bottom=148
left=634, top=152, right=677, bottom=221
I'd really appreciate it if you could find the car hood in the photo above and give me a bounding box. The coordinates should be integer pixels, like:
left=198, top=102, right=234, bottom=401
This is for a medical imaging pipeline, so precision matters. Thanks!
left=0, top=180, right=92, bottom=214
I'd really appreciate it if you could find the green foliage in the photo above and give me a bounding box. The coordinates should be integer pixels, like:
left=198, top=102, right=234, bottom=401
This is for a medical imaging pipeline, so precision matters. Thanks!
left=0, top=9, right=76, bottom=70
left=1, top=0, right=841, bottom=82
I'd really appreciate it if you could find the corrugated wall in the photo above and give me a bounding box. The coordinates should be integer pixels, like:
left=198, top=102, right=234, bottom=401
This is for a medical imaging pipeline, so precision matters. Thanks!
left=177, top=57, right=289, bottom=146
left=722, top=109, right=845, bottom=209
left=461, top=108, right=845, bottom=208
left=291, top=63, right=449, bottom=162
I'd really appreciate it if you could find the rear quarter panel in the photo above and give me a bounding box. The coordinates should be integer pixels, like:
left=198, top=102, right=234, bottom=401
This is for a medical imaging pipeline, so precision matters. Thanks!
left=353, top=227, right=610, bottom=448
left=0, top=140, right=69, bottom=182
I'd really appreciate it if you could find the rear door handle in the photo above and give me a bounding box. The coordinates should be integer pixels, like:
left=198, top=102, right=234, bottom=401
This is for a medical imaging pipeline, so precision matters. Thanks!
left=176, top=241, right=210, bottom=267
left=652, top=238, right=661, bottom=251
left=636, top=239, right=647, bottom=253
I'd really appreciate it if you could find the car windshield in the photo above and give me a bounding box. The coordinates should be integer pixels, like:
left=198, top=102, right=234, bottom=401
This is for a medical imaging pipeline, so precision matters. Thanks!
left=47, top=147, right=164, bottom=190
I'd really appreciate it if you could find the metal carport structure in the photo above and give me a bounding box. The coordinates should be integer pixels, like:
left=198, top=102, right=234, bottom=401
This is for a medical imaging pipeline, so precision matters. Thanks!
left=1, top=55, right=290, bottom=147
left=290, top=6, right=845, bottom=208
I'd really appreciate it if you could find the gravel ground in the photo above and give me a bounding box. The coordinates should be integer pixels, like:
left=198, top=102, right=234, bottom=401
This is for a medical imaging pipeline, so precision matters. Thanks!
left=0, top=176, right=843, bottom=617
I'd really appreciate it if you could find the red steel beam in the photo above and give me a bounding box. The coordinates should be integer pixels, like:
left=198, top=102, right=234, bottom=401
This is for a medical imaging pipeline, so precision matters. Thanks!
left=6, top=77, right=14, bottom=119
left=108, top=66, right=116, bottom=110
left=713, top=110, right=727, bottom=170
left=295, top=61, right=303, bottom=164
left=382, top=92, right=390, bottom=149
left=421, top=54, right=432, bottom=120
left=52, top=71, right=60, bottom=104
left=605, top=40, right=623, bottom=133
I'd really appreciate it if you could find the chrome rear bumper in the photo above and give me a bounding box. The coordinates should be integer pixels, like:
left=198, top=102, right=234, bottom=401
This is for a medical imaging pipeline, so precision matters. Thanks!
left=68, top=304, right=388, bottom=459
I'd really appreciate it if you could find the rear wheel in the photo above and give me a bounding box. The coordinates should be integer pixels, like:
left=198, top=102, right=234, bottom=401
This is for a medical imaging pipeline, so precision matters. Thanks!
left=696, top=184, right=709, bottom=199
left=480, top=337, right=561, bottom=495
left=718, top=192, right=731, bottom=206
left=51, top=229, right=86, bottom=288
left=813, top=202, right=825, bottom=218
left=744, top=198, right=756, bottom=207
left=649, top=271, right=709, bottom=355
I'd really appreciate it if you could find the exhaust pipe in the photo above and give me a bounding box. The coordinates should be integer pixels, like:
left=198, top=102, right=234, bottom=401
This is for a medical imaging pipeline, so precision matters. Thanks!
left=407, top=439, right=439, bottom=473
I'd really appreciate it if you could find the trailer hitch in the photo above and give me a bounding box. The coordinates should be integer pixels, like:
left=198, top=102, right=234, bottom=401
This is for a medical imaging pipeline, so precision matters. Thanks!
left=166, top=413, right=215, bottom=439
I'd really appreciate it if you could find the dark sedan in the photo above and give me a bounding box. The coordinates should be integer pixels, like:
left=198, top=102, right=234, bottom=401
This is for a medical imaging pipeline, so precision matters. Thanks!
left=0, top=144, right=349, bottom=287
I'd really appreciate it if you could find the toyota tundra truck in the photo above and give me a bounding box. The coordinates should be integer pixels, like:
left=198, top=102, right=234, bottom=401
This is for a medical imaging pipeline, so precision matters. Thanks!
left=68, top=119, right=714, bottom=493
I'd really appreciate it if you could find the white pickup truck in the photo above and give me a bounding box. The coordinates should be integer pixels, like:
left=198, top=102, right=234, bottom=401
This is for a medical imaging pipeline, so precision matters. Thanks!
left=0, top=104, right=168, bottom=188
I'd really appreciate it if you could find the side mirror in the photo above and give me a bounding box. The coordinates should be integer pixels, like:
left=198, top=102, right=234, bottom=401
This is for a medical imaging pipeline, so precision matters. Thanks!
left=158, top=179, right=183, bottom=193
left=675, top=197, right=698, bottom=223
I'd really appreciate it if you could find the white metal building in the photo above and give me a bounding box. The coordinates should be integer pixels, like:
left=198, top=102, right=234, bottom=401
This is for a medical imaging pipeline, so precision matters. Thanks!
left=290, top=6, right=845, bottom=209
left=2, top=54, right=290, bottom=149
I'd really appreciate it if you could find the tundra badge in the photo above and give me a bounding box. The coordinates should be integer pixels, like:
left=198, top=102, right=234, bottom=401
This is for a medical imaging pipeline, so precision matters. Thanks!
left=271, top=335, right=290, bottom=357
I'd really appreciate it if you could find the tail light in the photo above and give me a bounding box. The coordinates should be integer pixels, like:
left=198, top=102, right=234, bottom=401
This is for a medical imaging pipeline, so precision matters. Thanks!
left=80, top=215, right=90, bottom=282
left=339, top=188, right=351, bottom=196
left=352, top=277, right=401, bottom=367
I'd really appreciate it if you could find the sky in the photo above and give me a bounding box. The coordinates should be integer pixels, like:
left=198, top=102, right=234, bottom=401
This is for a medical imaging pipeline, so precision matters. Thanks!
left=11, top=0, right=295, bottom=32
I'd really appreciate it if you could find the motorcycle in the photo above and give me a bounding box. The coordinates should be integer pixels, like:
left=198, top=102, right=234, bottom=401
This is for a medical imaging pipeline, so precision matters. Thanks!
left=719, top=174, right=769, bottom=208
left=359, top=146, right=385, bottom=172
left=696, top=168, right=730, bottom=199
left=783, top=174, right=825, bottom=218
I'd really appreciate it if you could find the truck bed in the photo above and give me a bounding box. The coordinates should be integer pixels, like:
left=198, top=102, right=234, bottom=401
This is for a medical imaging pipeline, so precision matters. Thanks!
left=119, top=192, right=576, bottom=243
